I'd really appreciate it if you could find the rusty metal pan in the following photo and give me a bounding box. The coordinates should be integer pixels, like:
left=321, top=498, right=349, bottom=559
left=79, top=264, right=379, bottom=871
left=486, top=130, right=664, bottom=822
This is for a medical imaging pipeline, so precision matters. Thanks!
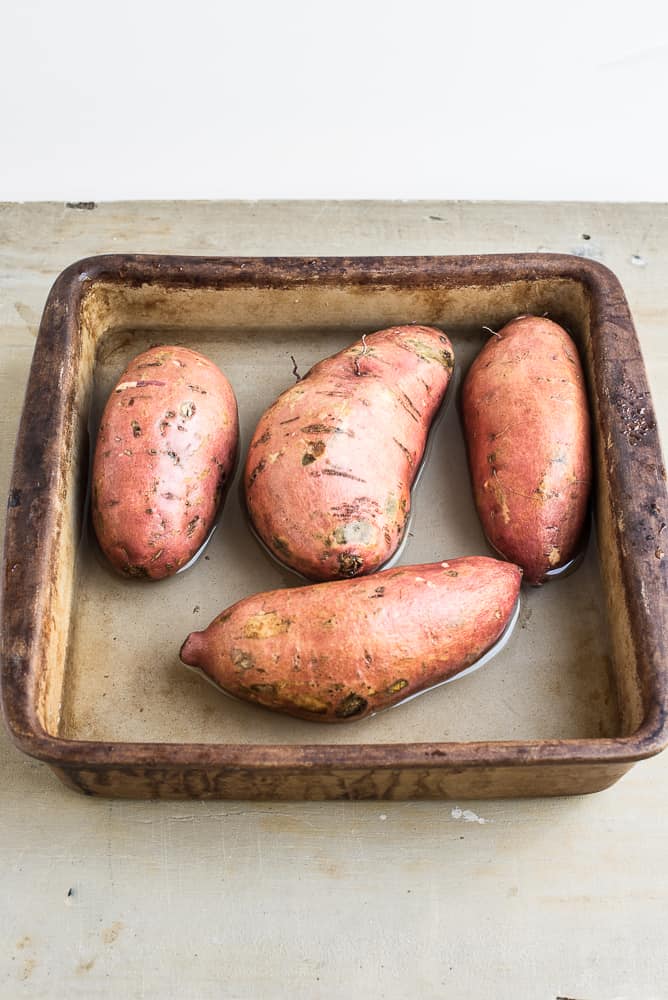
left=2, top=254, right=667, bottom=798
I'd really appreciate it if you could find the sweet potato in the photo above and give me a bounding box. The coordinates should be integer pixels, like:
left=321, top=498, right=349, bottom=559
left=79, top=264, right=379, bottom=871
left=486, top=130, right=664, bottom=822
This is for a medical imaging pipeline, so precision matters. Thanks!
left=180, top=556, right=521, bottom=722
left=92, top=345, right=238, bottom=579
left=462, top=315, right=591, bottom=585
left=244, top=325, right=454, bottom=580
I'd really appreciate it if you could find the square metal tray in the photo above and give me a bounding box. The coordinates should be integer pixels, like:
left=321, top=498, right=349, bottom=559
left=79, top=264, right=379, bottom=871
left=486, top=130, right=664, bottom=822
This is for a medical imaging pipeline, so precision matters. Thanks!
left=2, top=253, right=667, bottom=799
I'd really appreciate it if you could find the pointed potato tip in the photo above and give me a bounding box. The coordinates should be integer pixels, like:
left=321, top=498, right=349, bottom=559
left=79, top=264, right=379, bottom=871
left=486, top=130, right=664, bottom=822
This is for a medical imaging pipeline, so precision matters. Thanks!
left=180, top=631, right=204, bottom=667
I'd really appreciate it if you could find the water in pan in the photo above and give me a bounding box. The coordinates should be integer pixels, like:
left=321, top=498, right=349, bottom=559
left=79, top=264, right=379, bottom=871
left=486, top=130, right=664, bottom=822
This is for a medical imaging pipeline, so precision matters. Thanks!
left=59, top=322, right=618, bottom=745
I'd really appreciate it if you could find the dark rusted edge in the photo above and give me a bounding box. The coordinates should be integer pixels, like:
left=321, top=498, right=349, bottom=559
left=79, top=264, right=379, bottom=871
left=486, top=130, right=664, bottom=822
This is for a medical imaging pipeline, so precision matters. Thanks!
left=2, top=735, right=652, bottom=772
left=583, top=259, right=668, bottom=751
left=3, top=250, right=633, bottom=293
left=1, top=258, right=87, bottom=750
left=2, top=253, right=667, bottom=777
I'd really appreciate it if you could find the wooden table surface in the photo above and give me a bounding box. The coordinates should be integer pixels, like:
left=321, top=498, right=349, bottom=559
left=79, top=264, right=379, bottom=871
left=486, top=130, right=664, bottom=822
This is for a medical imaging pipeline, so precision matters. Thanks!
left=1, top=201, right=667, bottom=999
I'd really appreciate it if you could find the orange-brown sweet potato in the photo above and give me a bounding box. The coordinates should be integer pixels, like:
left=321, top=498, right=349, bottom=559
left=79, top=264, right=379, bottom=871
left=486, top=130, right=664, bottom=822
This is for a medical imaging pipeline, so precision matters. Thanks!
left=92, top=345, right=238, bottom=579
left=244, top=326, right=454, bottom=580
left=462, top=315, right=591, bottom=585
left=180, top=556, right=521, bottom=722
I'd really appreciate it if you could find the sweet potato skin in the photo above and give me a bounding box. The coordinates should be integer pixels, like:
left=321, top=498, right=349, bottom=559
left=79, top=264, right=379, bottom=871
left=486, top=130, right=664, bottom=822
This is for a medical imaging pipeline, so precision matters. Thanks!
left=180, top=556, right=521, bottom=722
left=462, top=316, right=591, bottom=585
left=92, top=345, right=239, bottom=579
left=244, top=325, right=454, bottom=581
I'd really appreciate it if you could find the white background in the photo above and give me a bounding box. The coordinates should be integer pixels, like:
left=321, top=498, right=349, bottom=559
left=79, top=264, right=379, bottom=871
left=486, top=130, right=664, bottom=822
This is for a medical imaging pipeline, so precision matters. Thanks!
left=1, top=1, right=668, bottom=201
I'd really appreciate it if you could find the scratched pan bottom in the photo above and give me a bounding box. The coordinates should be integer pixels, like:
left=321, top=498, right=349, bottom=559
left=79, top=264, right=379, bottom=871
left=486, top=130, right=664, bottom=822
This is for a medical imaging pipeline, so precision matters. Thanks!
left=59, top=322, right=617, bottom=746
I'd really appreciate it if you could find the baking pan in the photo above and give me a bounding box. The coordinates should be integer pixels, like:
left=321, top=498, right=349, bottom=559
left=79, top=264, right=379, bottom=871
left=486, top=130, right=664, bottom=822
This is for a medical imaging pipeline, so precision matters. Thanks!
left=2, top=254, right=667, bottom=799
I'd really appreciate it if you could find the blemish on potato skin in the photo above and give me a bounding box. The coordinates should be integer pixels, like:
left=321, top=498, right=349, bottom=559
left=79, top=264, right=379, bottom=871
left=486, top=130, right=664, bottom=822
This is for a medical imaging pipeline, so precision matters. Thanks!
left=247, top=458, right=266, bottom=487
left=272, top=535, right=291, bottom=557
left=286, top=693, right=329, bottom=714
left=332, top=520, right=373, bottom=546
left=330, top=497, right=381, bottom=520
left=232, top=648, right=255, bottom=670
left=534, top=477, right=560, bottom=501
left=302, top=440, right=326, bottom=464
left=250, top=682, right=277, bottom=696
left=254, top=429, right=271, bottom=446
left=301, top=423, right=353, bottom=437
left=402, top=337, right=454, bottom=370
left=385, top=493, right=398, bottom=517
left=397, top=391, right=421, bottom=422
left=483, top=471, right=511, bottom=524
left=335, top=692, right=368, bottom=718
left=242, top=611, right=292, bottom=639
left=123, top=563, right=150, bottom=578
left=320, top=468, right=367, bottom=483
left=489, top=424, right=510, bottom=442
left=392, top=438, right=414, bottom=466
left=338, top=552, right=363, bottom=576
left=385, top=678, right=408, bottom=695
left=115, top=379, right=166, bottom=392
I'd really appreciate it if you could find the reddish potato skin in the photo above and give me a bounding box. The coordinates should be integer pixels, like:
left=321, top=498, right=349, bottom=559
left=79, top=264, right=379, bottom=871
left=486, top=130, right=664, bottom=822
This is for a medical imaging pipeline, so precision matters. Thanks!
left=92, top=346, right=238, bottom=579
left=462, top=316, right=591, bottom=585
left=180, top=556, right=521, bottom=722
left=244, top=326, right=454, bottom=580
